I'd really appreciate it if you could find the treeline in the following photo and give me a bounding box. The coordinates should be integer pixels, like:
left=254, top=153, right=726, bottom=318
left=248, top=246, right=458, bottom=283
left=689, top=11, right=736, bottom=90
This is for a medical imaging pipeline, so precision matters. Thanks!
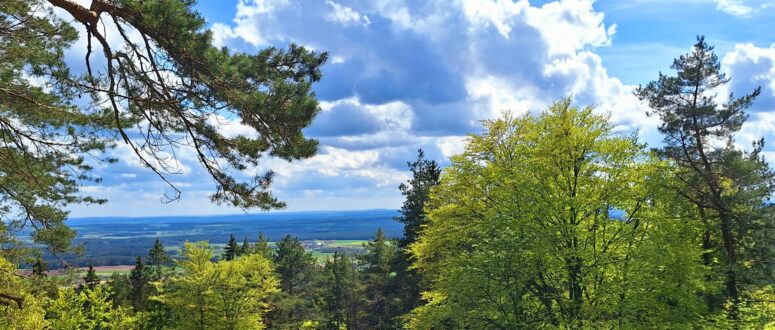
left=1, top=0, right=774, bottom=325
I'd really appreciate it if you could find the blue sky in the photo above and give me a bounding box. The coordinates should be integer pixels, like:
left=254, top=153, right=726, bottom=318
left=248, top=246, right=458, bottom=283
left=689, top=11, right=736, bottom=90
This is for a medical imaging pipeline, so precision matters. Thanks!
left=63, top=0, right=775, bottom=217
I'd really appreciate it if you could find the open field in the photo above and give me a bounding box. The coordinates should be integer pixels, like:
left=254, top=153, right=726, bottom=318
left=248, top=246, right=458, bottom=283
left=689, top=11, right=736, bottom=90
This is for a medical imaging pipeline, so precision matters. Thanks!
left=28, top=210, right=400, bottom=269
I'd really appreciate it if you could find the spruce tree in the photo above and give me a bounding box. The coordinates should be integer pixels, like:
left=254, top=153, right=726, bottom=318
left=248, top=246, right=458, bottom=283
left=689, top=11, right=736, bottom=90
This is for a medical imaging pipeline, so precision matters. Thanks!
left=268, top=235, right=319, bottom=328
left=637, top=36, right=775, bottom=320
left=129, top=256, right=148, bottom=311
left=146, top=239, right=173, bottom=329
left=31, top=257, right=47, bottom=277
left=393, top=149, right=441, bottom=316
left=148, top=238, right=170, bottom=281
left=240, top=237, right=251, bottom=257
left=360, top=228, right=399, bottom=328
left=83, top=264, right=99, bottom=290
left=254, top=232, right=273, bottom=259
left=224, top=234, right=239, bottom=261
left=322, top=252, right=363, bottom=330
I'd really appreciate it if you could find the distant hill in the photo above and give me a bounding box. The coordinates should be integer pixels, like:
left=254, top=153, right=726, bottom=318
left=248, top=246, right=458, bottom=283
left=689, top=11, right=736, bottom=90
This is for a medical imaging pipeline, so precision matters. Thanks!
left=44, top=209, right=402, bottom=268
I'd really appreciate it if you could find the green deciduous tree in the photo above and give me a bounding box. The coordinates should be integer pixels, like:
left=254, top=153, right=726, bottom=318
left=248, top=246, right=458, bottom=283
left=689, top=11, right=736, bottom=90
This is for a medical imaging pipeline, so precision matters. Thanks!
left=46, top=285, right=137, bottom=330
left=409, top=99, right=706, bottom=329
left=107, top=273, right=131, bottom=309
left=0, top=255, right=48, bottom=329
left=393, top=149, right=441, bottom=319
left=156, top=242, right=278, bottom=330
left=637, top=36, right=775, bottom=321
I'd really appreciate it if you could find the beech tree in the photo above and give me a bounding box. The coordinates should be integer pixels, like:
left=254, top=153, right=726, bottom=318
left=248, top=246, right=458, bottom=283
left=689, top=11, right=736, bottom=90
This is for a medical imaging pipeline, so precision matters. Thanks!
left=409, top=99, right=706, bottom=328
left=157, top=242, right=278, bottom=330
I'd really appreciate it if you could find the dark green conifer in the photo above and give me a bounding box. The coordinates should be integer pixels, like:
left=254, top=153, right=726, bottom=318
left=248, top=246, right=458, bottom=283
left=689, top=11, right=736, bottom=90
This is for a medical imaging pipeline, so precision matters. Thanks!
left=254, top=232, right=273, bottom=259
left=129, top=256, right=148, bottom=311
left=240, top=237, right=251, bottom=257
left=31, top=257, right=47, bottom=277
left=148, top=238, right=170, bottom=281
left=224, top=234, right=239, bottom=261
left=83, top=264, right=99, bottom=290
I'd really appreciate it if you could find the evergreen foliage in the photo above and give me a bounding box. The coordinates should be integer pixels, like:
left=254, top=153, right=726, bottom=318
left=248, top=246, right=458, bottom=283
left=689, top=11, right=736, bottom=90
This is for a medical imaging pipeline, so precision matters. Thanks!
left=223, top=234, right=239, bottom=261
left=393, top=150, right=441, bottom=317
left=637, top=36, right=775, bottom=321
left=83, top=265, right=100, bottom=290
left=129, top=256, right=148, bottom=311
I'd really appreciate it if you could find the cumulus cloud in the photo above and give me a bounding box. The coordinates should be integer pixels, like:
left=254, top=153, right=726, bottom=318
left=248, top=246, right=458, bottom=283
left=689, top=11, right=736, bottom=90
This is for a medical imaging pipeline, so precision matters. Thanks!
left=722, top=43, right=775, bottom=163
left=68, top=0, right=692, bottom=216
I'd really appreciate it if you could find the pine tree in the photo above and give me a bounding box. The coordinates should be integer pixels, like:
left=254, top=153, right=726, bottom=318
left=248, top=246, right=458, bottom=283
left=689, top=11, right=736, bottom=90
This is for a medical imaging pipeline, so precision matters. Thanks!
left=393, top=149, right=441, bottom=316
left=31, top=257, right=47, bottom=277
left=83, top=264, right=99, bottom=290
left=224, top=234, right=239, bottom=261
left=0, top=0, right=327, bottom=262
left=129, top=256, right=148, bottom=311
left=637, top=36, right=775, bottom=320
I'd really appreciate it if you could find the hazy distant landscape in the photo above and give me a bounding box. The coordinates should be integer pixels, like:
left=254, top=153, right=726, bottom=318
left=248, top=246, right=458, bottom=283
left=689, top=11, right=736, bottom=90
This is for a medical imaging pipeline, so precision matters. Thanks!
left=35, top=209, right=401, bottom=268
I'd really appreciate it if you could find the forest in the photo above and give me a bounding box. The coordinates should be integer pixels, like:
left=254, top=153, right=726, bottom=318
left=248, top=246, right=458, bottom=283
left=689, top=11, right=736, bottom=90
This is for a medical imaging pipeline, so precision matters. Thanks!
left=2, top=0, right=775, bottom=329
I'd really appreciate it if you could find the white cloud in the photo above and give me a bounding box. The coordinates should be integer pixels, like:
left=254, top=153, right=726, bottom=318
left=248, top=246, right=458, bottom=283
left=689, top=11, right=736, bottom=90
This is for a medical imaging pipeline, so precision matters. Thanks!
left=526, top=0, right=614, bottom=56
left=325, top=1, right=370, bottom=26
left=716, top=0, right=754, bottom=17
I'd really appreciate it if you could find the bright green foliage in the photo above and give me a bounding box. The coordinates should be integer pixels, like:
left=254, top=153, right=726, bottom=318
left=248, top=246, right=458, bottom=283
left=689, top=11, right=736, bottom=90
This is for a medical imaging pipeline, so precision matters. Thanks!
left=409, top=99, right=707, bottom=329
left=321, top=252, right=364, bottom=330
left=157, top=242, right=278, bottom=330
left=393, top=150, right=441, bottom=319
left=0, top=255, right=48, bottom=329
left=268, top=235, right=320, bottom=329
left=360, top=228, right=399, bottom=328
left=637, top=36, right=775, bottom=321
left=46, top=285, right=137, bottom=330
left=144, top=238, right=172, bottom=329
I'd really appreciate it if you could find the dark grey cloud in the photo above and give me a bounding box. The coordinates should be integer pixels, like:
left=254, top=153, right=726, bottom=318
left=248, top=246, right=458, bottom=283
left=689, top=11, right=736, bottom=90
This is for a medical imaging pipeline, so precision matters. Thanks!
left=305, top=103, right=383, bottom=137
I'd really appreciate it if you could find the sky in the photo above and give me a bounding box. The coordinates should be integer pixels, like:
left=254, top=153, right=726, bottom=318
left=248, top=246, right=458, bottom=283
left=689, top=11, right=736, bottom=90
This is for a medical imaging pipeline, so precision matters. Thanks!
left=63, top=0, right=775, bottom=217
